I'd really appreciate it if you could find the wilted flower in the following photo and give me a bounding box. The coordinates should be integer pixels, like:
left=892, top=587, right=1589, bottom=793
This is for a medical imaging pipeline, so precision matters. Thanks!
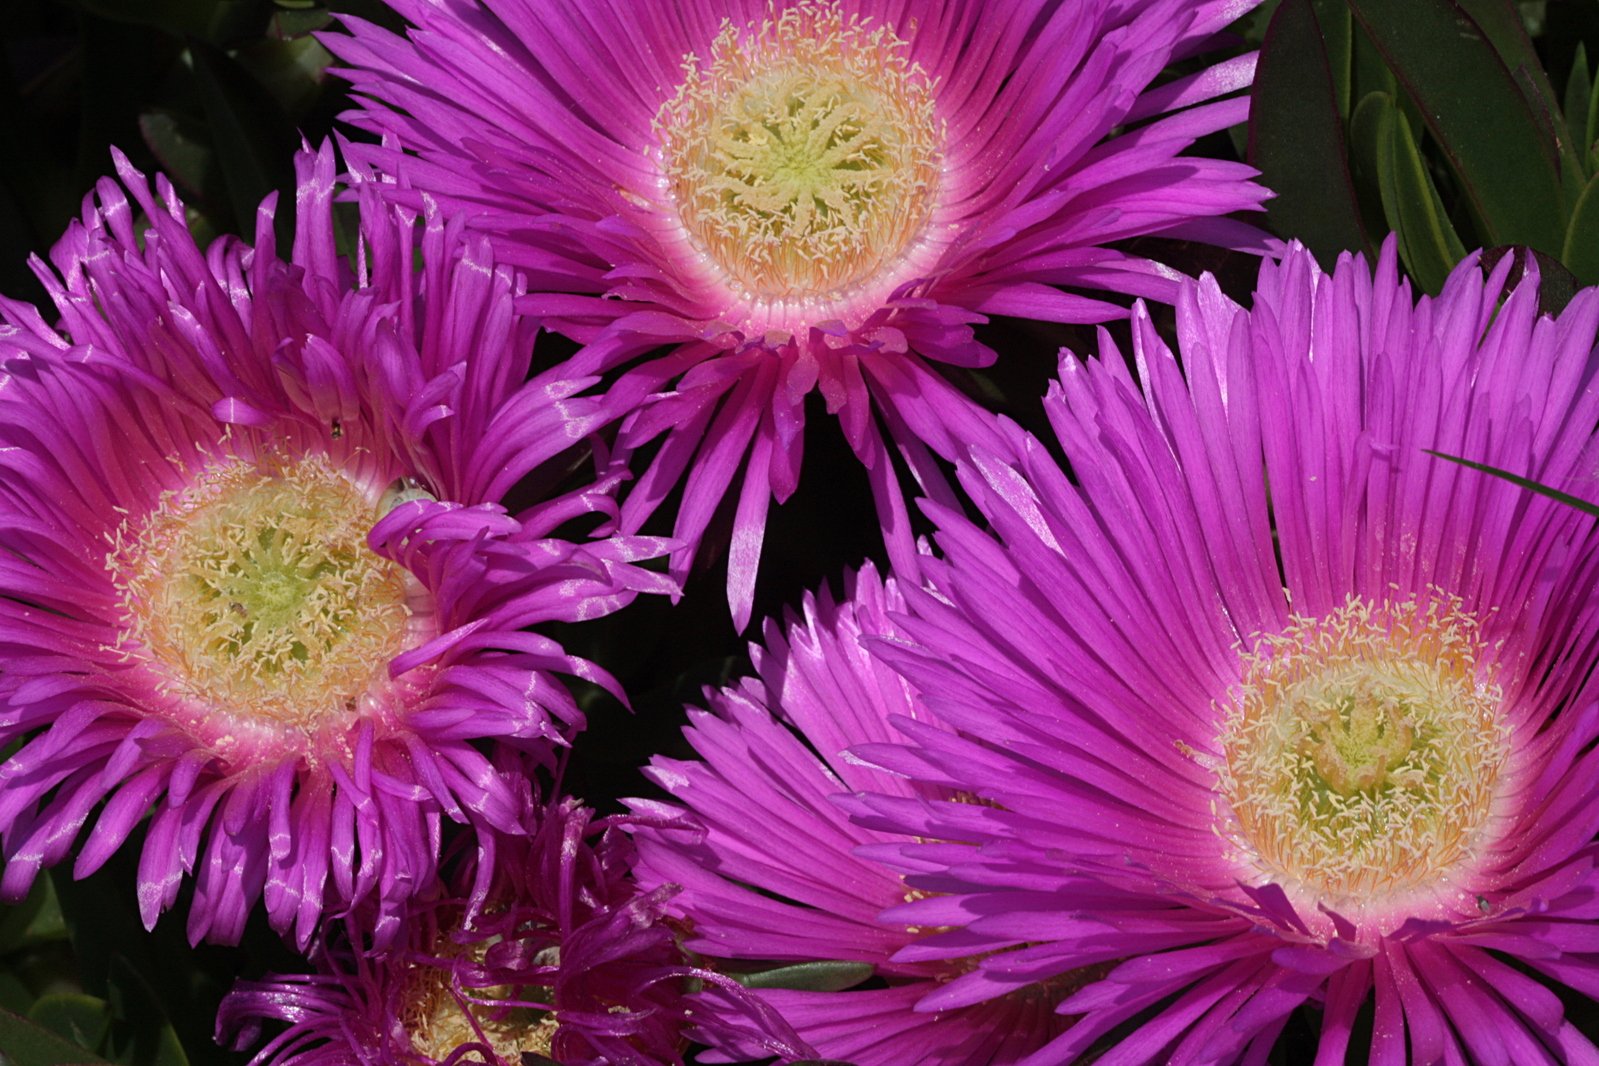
left=220, top=794, right=811, bottom=1065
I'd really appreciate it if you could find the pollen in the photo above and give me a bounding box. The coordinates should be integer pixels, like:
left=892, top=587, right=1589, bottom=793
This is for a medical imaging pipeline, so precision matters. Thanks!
left=1216, top=595, right=1507, bottom=907
left=656, top=0, right=943, bottom=307
left=402, top=949, right=555, bottom=1064
left=111, top=453, right=414, bottom=732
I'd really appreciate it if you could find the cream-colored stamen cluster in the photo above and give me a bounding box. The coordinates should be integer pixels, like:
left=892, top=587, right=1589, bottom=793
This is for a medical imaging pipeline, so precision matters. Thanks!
left=402, top=948, right=556, bottom=1062
left=656, top=0, right=943, bottom=303
left=112, top=454, right=412, bottom=731
left=1217, top=595, right=1506, bottom=904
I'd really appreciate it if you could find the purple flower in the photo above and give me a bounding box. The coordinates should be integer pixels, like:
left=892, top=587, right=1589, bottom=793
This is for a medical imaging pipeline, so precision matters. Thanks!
left=0, top=144, right=672, bottom=948
left=220, top=793, right=812, bottom=1066
left=845, top=243, right=1599, bottom=1061
left=629, top=563, right=1070, bottom=1064
left=327, top=0, right=1271, bottom=626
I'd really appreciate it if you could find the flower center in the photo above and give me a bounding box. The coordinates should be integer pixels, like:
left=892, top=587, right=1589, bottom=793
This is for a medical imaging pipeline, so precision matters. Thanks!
left=656, top=0, right=943, bottom=304
left=1217, top=596, right=1507, bottom=906
left=402, top=960, right=555, bottom=1064
left=113, top=453, right=414, bottom=732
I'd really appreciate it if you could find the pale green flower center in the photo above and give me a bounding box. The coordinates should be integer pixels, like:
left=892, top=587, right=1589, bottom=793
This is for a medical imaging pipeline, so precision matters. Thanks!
left=656, top=0, right=943, bottom=303
left=112, top=453, right=412, bottom=730
left=1218, top=595, right=1507, bottom=903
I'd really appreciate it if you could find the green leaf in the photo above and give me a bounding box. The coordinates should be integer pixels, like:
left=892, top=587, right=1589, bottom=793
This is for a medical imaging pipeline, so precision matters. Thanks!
left=232, top=36, right=334, bottom=118
left=1250, top=0, right=1374, bottom=265
left=1345, top=0, right=1568, bottom=255
left=1375, top=104, right=1468, bottom=292
left=1565, top=43, right=1591, bottom=169
left=1518, top=0, right=1546, bottom=35
left=730, top=961, right=875, bottom=993
left=103, top=958, right=191, bottom=1066
left=0, top=872, right=67, bottom=953
left=1588, top=47, right=1599, bottom=173
left=1349, top=91, right=1397, bottom=241
left=1348, top=11, right=1398, bottom=105
left=1310, top=0, right=1354, bottom=118
left=49, top=855, right=301, bottom=1066
left=0, top=972, right=33, bottom=1017
left=189, top=41, right=299, bottom=238
left=269, top=5, right=334, bottom=36
left=1562, top=169, right=1599, bottom=283
left=1455, top=0, right=1571, bottom=159
left=137, top=109, right=219, bottom=202
left=1425, top=451, right=1599, bottom=517
left=28, top=995, right=112, bottom=1056
left=0, top=1007, right=112, bottom=1065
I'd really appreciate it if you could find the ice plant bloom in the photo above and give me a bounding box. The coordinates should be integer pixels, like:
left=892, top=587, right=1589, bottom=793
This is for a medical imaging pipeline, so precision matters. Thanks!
left=220, top=794, right=812, bottom=1065
left=628, top=563, right=1081, bottom=1065
left=328, top=0, right=1271, bottom=626
left=0, top=145, right=672, bottom=948
left=840, top=242, right=1599, bottom=1062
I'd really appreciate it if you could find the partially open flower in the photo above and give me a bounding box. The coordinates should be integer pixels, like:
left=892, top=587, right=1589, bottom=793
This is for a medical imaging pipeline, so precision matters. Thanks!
left=328, top=0, right=1271, bottom=626
left=219, top=795, right=812, bottom=1065
left=0, top=145, right=672, bottom=947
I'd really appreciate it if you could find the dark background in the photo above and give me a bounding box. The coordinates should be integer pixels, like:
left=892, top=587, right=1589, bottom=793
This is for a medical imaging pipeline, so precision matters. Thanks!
left=4, top=1, right=1599, bottom=1063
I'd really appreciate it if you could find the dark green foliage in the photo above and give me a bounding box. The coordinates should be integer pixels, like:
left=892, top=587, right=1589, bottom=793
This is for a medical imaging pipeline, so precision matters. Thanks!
left=0, top=0, right=373, bottom=304
left=1252, top=0, right=1599, bottom=293
left=2, top=3, right=1598, bottom=1065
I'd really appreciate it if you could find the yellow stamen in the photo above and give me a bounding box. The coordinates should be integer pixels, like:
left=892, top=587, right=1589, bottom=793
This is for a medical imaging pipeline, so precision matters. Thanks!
left=402, top=944, right=556, bottom=1063
left=1217, top=594, right=1507, bottom=905
left=656, top=0, right=943, bottom=305
left=111, top=453, right=414, bottom=732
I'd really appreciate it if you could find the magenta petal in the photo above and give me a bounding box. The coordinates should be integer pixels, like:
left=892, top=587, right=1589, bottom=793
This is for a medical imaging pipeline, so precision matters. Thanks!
left=328, top=0, right=1273, bottom=617
left=0, top=140, right=667, bottom=950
